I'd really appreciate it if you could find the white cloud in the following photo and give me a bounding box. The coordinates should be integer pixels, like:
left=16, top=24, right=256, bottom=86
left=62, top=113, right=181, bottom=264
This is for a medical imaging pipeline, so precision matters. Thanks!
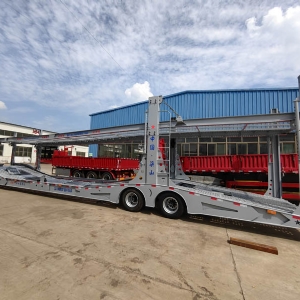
left=246, top=6, right=300, bottom=42
left=243, top=6, right=300, bottom=84
left=0, top=101, right=7, bottom=110
left=125, top=81, right=153, bottom=103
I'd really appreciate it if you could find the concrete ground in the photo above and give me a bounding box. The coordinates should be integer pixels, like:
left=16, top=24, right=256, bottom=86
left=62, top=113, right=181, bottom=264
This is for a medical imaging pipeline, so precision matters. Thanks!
left=0, top=165, right=300, bottom=300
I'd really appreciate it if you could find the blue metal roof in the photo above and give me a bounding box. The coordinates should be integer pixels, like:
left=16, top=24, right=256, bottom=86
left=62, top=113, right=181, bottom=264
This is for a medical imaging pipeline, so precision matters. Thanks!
left=90, top=88, right=299, bottom=130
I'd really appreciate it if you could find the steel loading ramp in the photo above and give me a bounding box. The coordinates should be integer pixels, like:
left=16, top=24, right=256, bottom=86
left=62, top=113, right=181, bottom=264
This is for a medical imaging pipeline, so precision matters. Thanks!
left=173, top=179, right=296, bottom=214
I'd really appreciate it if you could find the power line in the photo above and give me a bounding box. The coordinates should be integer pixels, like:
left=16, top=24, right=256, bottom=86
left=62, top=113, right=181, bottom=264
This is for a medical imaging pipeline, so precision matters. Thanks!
left=58, top=0, right=124, bottom=71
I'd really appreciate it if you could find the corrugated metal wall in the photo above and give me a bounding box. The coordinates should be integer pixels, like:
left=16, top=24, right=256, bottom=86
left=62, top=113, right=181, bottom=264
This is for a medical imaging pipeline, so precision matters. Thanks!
left=89, top=88, right=299, bottom=156
left=90, top=102, right=148, bottom=130
left=162, top=88, right=297, bottom=121
left=90, top=88, right=298, bottom=129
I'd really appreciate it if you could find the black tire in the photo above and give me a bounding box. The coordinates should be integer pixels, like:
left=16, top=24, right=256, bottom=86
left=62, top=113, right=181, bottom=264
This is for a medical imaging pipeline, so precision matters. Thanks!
left=121, top=188, right=144, bottom=212
left=73, top=170, right=83, bottom=178
left=102, top=172, right=113, bottom=180
left=86, top=171, right=98, bottom=179
left=158, top=192, right=185, bottom=219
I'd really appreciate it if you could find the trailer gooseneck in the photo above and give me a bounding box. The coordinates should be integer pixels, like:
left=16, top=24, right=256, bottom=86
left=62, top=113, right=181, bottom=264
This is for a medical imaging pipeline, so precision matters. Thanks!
left=1, top=96, right=300, bottom=230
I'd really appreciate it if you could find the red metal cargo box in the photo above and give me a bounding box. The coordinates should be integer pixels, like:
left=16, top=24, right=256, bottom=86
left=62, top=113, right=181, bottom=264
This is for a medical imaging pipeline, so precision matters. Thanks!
left=181, top=155, right=234, bottom=173
left=52, top=151, right=139, bottom=171
left=181, top=153, right=299, bottom=174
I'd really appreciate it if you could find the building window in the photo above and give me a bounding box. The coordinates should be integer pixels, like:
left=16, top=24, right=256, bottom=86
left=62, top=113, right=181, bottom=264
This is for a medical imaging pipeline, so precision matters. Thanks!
left=216, top=144, right=226, bottom=155
left=0, top=129, right=15, bottom=137
left=213, top=137, right=226, bottom=142
left=186, top=138, right=198, bottom=143
left=182, top=144, right=190, bottom=156
left=227, top=143, right=247, bottom=155
left=99, top=144, right=114, bottom=157
left=199, top=144, right=207, bottom=156
left=199, top=138, right=211, bottom=143
left=98, top=143, right=141, bottom=158
left=242, top=137, right=258, bottom=142
left=280, top=134, right=295, bottom=141
left=0, top=145, right=3, bottom=156
left=190, top=144, right=198, bottom=156
left=237, top=144, right=247, bottom=154
left=41, top=146, right=57, bottom=159
left=0, top=130, right=36, bottom=137
left=248, top=143, right=258, bottom=154
left=259, top=136, right=268, bottom=142
left=15, top=146, right=32, bottom=157
left=126, top=144, right=133, bottom=158
left=281, top=143, right=295, bottom=154
left=76, top=151, right=86, bottom=157
left=260, top=143, right=268, bottom=154
left=208, top=144, right=215, bottom=155
left=228, top=137, right=241, bottom=143
left=228, top=144, right=237, bottom=155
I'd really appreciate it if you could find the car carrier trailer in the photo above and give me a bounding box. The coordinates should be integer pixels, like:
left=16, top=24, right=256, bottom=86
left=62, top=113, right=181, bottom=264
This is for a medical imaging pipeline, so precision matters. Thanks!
left=1, top=95, right=300, bottom=230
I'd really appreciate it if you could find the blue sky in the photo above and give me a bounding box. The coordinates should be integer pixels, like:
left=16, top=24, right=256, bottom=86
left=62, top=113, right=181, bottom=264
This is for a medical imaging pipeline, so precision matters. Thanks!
left=0, top=0, right=299, bottom=132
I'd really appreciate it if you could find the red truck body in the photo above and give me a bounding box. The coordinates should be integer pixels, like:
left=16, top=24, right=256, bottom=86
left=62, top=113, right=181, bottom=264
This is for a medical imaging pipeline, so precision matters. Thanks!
left=51, top=147, right=299, bottom=199
left=180, top=154, right=299, bottom=202
left=181, top=154, right=298, bottom=174
left=52, top=150, right=139, bottom=180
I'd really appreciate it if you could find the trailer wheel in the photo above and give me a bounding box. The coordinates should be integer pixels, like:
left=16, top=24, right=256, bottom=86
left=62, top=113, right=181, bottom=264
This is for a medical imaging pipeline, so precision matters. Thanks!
left=86, top=171, right=98, bottom=179
left=102, top=172, right=113, bottom=180
left=73, top=170, right=83, bottom=178
left=121, top=188, right=144, bottom=212
left=158, top=192, right=185, bottom=219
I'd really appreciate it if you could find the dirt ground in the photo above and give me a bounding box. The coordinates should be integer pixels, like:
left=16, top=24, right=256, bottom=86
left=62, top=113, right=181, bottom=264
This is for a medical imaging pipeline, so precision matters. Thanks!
left=1, top=181, right=300, bottom=300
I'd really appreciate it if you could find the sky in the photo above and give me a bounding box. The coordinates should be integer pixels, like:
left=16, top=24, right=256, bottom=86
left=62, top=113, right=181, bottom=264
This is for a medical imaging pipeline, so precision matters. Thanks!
left=0, top=0, right=299, bottom=132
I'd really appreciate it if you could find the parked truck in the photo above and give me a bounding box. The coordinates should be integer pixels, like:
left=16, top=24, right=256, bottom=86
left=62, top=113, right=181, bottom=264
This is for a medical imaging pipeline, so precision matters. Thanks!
left=180, top=154, right=300, bottom=202
left=52, top=150, right=139, bottom=180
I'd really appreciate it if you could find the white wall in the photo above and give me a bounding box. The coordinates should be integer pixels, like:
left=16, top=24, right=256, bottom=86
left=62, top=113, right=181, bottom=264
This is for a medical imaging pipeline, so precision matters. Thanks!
left=0, top=122, right=88, bottom=163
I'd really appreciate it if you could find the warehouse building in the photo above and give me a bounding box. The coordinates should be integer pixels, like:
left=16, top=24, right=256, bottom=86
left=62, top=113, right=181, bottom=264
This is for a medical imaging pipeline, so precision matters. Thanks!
left=89, top=88, right=299, bottom=158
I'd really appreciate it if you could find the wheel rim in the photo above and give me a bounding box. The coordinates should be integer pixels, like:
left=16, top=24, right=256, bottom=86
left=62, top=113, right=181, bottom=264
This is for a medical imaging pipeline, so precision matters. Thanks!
left=87, top=173, right=96, bottom=179
left=162, top=197, right=179, bottom=214
left=125, top=192, right=139, bottom=208
left=74, top=172, right=81, bottom=177
left=103, top=173, right=111, bottom=180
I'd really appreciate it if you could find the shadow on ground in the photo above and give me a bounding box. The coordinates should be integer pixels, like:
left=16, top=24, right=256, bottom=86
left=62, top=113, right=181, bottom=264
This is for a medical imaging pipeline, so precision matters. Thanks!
left=1, top=185, right=300, bottom=241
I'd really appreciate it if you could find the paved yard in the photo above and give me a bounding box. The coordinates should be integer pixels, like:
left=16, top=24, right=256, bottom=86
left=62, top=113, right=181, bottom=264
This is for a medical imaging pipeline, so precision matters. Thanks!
left=0, top=187, right=300, bottom=300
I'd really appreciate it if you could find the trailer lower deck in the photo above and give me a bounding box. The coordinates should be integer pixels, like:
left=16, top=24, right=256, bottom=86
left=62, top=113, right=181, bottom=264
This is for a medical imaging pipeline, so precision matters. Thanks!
left=1, top=165, right=300, bottom=230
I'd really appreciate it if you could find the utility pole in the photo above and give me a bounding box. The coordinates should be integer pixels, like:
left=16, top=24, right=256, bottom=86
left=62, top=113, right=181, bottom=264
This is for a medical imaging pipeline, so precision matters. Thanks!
left=295, top=75, right=300, bottom=197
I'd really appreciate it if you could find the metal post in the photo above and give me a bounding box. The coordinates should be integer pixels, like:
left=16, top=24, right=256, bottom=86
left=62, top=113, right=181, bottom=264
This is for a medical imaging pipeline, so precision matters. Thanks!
left=271, top=135, right=282, bottom=198
left=35, top=130, right=43, bottom=170
left=265, top=106, right=282, bottom=198
left=169, top=138, right=176, bottom=179
left=294, top=98, right=300, bottom=184
left=265, top=137, right=273, bottom=197
left=297, top=74, right=300, bottom=195
left=146, top=96, right=166, bottom=185
left=144, top=110, right=148, bottom=154
left=10, top=132, right=18, bottom=165
left=10, top=143, right=17, bottom=165
left=35, top=146, right=41, bottom=170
